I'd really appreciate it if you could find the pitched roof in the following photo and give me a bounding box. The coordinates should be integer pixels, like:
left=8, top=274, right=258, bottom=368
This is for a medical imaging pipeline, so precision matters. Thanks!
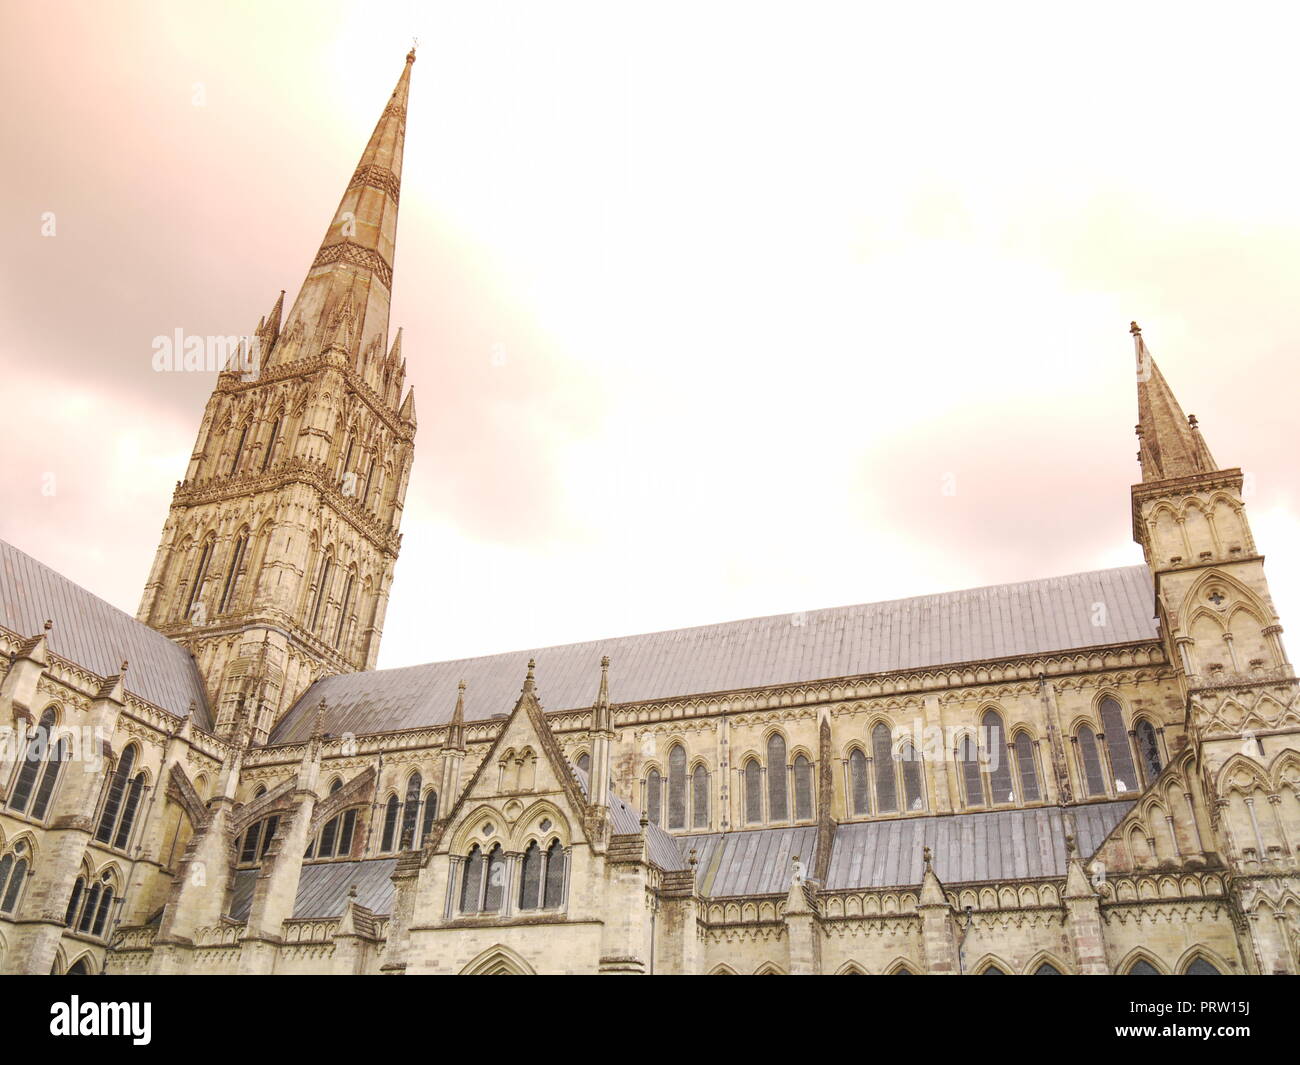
left=675, top=802, right=1133, bottom=897
left=0, top=539, right=210, bottom=726
left=272, top=565, right=1157, bottom=743
left=228, top=858, right=397, bottom=920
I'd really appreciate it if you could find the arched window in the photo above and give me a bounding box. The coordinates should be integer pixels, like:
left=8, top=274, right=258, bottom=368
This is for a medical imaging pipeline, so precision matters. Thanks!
left=96, top=746, right=146, bottom=849
left=459, top=845, right=484, bottom=913
left=421, top=789, right=439, bottom=841
left=380, top=794, right=400, bottom=851
left=261, top=414, right=281, bottom=471
left=334, top=572, right=355, bottom=647
left=691, top=764, right=709, bottom=829
left=229, top=421, right=250, bottom=474
left=399, top=772, right=422, bottom=848
left=361, top=457, right=377, bottom=508
left=872, top=724, right=897, bottom=814
left=981, top=964, right=1008, bottom=974
left=900, top=743, right=925, bottom=811
left=218, top=529, right=249, bottom=614
left=1183, top=956, right=1221, bottom=975
left=743, top=759, right=763, bottom=824
left=576, top=753, right=590, bottom=776
left=1136, top=720, right=1162, bottom=782
left=310, top=557, right=333, bottom=632
left=1034, top=962, right=1063, bottom=975
left=958, top=734, right=983, bottom=808
left=1077, top=727, right=1108, bottom=797
left=482, top=845, right=505, bottom=912
left=1013, top=732, right=1041, bottom=803
left=183, top=536, right=215, bottom=622
left=543, top=839, right=566, bottom=909
left=767, top=734, right=789, bottom=821
left=793, top=755, right=814, bottom=821
left=72, top=873, right=116, bottom=938
left=238, top=815, right=280, bottom=864
left=645, top=768, right=662, bottom=826
left=10, top=709, right=66, bottom=819
left=982, top=710, right=1014, bottom=804
left=519, top=841, right=542, bottom=910
left=667, top=744, right=687, bottom=829
left=1099, top=697, right=1138, bottom=794
left=1126, top=959, right=1161, bottom=975
left=310, top=779, right=357, bottom=860
left=849, top=748, right=870, bottom=816
left=0, top=845, right=31, bottom=914
left=65, top=876, right=85, bottom=927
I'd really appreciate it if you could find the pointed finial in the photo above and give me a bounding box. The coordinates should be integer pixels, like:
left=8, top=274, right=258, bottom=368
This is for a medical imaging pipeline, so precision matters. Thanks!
left=639, top=809, right=649, bottom=829
left=458, top=678, right=466, bottom=693
left=522, top=658, right=536, bottom=693
left=923, top=845, right=933, bottom=871
left=1188, top=413, right=1199, bottom=429
left=43, top=619, right=52, bottom=632
left=689, top=847, right=698, bottom=867
left=312, top=697, right=328, bottom=739
left=347, top=883, right=359, bottom=899
left=1065, top=833, right=1077, bottom=856
left=407, top=41, right=417, bottom=63
left=120, top=660, right=129, bottom=673
left=1130, top=320, right=1141, bottom=335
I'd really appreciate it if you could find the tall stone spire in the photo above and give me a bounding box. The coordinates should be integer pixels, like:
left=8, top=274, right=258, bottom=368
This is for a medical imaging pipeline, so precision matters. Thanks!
left=274, top=50, right=416, bottom=369
left=1132, top=321, right=1217, bottom=483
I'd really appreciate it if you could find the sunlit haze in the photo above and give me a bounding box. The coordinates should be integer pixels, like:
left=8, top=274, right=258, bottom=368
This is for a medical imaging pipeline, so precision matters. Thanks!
left=3, top=0, right=1299, bottom=671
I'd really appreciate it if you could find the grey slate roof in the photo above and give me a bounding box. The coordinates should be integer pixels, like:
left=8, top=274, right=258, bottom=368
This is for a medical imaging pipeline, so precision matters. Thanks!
left=273, top=565, right=1157, bottom=743
left=228, top=858, right=397, bottom=920
left=671, top=802, right=1132, bottom=897
left=0, top=539, right=210, bottom=727
left=576, top=765, right=687, bottom=871
left=822, top=802, right=1133, bottom=891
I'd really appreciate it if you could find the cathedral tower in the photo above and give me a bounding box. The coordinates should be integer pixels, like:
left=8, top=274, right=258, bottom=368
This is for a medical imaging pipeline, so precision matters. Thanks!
left=1128, top=322, right=1299, bottom=974
left=138, top=52, right=419, bottom=742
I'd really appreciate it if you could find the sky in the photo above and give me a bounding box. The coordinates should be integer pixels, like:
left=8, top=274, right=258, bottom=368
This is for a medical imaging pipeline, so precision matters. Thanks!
left=2, top=0, right=1299, bottom=672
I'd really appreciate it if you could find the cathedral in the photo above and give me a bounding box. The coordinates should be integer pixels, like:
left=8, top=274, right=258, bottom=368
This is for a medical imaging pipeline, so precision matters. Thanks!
left=1, top=51, right=1298, bottom=977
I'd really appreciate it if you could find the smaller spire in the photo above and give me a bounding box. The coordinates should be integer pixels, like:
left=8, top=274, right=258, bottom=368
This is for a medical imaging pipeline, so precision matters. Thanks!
left=311, top=697, right=328, bottom=739
left=447, top=680, right=466, bottom=752
left=1132, top=322, right=1218, bottom=483
left=522, top=658, right=536, bottom=694
left=399, top=386, right=417, bottom=426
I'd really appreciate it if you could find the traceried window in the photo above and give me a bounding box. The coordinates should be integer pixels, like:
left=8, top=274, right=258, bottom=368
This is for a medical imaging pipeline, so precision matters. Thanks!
left=645, top=768, right=663, bottom=826
left=9, top=708, right=67, bottom=819
left=238, top=815, right=280, bottom=864
left=1183, top=956, right=1221, bottom=975
left=793, top=754, right=814, bottom=821
left=873, top=723, right=897, bottom=814
left=667, top=744, right=687, bottom=830
left=0, top=843, right=31, bottom=915
left=982, top=710, right=1015, bottom=804
left=517, top=832, right=569, bottom=910
left=691, top=764, right=709, bottom=829
left=1135, top=720, right=1162, bottom=782
left=307, top=779, right=357, bottom=860
left=767, top=734, right=789, bottom=821
left=849, top=748, right=870, bottom=816
left=1077, top=727, right=1108, bottom=798
left=95, top=745, right=146, bottom=850
left=900, top=743, right=925, bottom=812
left=743, top=759, right=762, bottom=824
left=67, top=871, right=115, bottom=938
left=1099, top=697, right=1138, bottom=794
left=1013, top=732, right=1041, bottom=803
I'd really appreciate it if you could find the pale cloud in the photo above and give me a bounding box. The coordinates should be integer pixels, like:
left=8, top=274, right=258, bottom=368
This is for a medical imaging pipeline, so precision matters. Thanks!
left=1, top=0, right=1298, bottom=671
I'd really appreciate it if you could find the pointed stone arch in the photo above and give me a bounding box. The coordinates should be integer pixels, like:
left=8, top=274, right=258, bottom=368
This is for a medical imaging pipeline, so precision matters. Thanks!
left=460, top=944, right=535, bottom=975
left=1115, top=946, right=1169, bottom=974
left=1175, top=945, right=1234, bottom=975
